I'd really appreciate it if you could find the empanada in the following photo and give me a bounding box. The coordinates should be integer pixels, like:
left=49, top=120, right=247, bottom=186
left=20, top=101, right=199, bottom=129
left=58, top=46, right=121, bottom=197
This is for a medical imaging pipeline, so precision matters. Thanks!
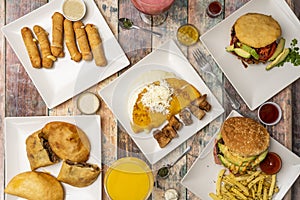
left=42, top=121, right=90, bottom=162
left=5, top=171, right=64, bottom=200
left=26, top=129, right=60, bottom=170
left=57, top=160, right=101, bottom=187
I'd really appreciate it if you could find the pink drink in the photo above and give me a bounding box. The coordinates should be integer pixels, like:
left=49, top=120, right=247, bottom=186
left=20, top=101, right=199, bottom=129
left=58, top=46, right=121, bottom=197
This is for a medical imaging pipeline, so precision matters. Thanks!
left=131, top=0, right=175, bottom=15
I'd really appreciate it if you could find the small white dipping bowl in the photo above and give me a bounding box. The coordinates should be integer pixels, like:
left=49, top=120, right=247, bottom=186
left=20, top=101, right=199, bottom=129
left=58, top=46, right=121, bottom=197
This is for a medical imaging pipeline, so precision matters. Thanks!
left=258, top=102, right=282, bottom=126
left=62, top=0, right=86, bottom=21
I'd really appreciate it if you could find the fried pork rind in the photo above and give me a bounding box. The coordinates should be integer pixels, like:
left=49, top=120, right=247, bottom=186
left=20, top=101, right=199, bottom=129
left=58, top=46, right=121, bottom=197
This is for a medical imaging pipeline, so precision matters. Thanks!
left=4, top=171, right=64, bottom=200
left=234, top=13, right=281, bottom=48
left=42, top=121, right=90, bottom=162
left=57, top=160, right=101, bottom=187
left=26, top=129, right=60, bottom=170
left=153, top=129, right=172, bottom=148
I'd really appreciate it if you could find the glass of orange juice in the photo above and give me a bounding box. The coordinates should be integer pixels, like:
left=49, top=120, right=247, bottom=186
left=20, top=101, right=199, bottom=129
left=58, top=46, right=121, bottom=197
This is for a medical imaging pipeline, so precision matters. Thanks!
left=104, top=157, right=154, bottom=200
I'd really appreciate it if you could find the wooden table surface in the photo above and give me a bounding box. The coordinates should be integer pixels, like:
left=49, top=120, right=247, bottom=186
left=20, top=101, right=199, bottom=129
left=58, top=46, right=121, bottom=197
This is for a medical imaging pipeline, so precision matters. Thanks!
left=1, top=0, right=300, bottom=199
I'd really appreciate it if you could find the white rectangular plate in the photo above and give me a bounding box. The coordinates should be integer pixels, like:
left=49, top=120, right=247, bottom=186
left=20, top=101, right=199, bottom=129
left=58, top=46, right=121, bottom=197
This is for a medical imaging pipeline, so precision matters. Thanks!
left=1, top=0, right=129, bottom=109
left=99, top=40, right=224, bottom=164
left=4, top=115, right=101, bottom=200
left=181, top=110, right=300, bottom=200
left=200, top=0, right=300, bottom=110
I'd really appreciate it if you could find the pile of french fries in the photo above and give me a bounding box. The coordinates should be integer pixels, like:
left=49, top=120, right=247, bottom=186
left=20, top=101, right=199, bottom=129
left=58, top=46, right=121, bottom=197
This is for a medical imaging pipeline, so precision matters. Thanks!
left=209, top=169, right=279, bottom=200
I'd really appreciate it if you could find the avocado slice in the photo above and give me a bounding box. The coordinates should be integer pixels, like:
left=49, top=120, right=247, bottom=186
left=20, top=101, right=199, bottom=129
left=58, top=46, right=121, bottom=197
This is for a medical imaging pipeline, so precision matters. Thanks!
left=250, top=150, right=268, bottom=168
left=268, top=38, right=286, bottom=61
left=233, top=48, right=251, bottom=59
left=218, top=155, right=247, bottom=174
left=238, top=43, right=259, bottom=60
left=226, top=44, right=235, bottom=52
left=266, top=48, right=290, bottom=70
left=218, top=143, right=256, bottom=166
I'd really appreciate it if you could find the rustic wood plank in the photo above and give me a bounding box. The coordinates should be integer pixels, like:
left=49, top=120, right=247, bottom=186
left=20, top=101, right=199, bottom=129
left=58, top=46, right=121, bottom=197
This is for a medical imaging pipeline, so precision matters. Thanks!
left=0, top=0, right=6, bottom=199
left=287, top=1, right=300, bottom=200
left=46, top=1, right=120, bottom=199
left=5, top=0, right=48, bottom=117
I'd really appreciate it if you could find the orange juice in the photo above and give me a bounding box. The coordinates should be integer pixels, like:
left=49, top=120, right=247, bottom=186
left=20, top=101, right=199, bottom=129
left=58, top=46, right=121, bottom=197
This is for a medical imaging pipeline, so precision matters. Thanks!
left=104, top=157, right=154, bottom=200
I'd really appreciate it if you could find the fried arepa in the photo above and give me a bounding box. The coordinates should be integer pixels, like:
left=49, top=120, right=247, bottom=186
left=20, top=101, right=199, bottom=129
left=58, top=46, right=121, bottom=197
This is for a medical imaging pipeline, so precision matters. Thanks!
left=234, top=13, right=281, bottom=48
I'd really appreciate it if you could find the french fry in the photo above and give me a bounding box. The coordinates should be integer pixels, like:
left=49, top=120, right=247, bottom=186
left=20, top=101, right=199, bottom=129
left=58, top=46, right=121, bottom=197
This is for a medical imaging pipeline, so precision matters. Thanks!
left=85, top=24, right=107, bottom=66
left=248, top=175, right=266, bottom=189
left=268, top=174, right=276, bottom=198
left=64, top=19, right=82, bottom=62
left=225, top=176, right=249, bottom=196
left=216, top=169, right=225, bottom=196
left=246, top=170, right=261, bottom=183
left=210, top=169, right=279, bottom=200
left=33, top=25, right=55, bottom=68
left=21, top=27, right=41, bottom=68
left=209, top=193, right=222, bottom=200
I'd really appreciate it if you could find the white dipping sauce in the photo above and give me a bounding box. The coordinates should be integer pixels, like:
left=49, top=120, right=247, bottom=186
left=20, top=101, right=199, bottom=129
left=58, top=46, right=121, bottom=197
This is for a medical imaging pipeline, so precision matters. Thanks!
left=77, top=92, right=100, bottom=115
left=62, top=0, right=86, bottom=21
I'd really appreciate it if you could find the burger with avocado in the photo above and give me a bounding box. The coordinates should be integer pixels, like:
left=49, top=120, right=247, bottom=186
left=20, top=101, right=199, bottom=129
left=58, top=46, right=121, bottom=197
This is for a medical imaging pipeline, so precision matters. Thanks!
left=214, top=117, right=270, bottom=174
left=226, top=13, right=288, bottom=67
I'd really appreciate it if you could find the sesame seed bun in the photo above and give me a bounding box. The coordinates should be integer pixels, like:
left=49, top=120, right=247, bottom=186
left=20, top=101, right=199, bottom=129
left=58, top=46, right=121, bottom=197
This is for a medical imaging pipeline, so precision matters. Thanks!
left=221, top=117, right=270, bottom=157
left=234, top=13, right=281, bottom=48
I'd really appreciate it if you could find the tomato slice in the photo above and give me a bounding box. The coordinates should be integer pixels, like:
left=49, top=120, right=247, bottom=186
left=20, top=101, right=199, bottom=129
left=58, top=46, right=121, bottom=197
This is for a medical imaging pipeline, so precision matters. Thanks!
left=258, top=42, right=277, bottom=61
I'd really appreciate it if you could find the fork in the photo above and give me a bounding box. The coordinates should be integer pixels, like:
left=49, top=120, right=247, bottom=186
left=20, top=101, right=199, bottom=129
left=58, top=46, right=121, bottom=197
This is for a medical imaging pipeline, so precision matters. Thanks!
left=193, top=49, right=240, bottom=110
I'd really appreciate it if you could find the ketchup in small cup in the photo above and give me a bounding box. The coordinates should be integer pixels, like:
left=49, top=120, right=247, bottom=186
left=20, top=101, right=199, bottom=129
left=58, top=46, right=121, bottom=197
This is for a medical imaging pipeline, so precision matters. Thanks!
left=258, top=102, right=282, bottom=126
left=206, top=1, right=223, bottom=18
left=260, top=152, right=282, bottom=175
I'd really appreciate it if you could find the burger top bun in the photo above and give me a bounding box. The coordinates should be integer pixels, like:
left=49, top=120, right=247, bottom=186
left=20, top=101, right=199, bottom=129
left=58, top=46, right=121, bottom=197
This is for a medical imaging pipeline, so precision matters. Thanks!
left=221, top=117, right=270, bottom=157
left=234, top=13, right=281, bottom=48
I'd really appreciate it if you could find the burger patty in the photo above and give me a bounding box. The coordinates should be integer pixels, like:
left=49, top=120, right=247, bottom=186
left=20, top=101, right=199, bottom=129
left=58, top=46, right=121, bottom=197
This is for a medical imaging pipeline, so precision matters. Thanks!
left=230, top=28, right=278, bottom=64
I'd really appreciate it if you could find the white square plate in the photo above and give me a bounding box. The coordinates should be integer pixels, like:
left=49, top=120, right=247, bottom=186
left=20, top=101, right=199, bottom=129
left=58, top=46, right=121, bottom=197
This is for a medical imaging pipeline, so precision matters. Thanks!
left=99, top=40, right=224, bottom=164
left=200, top=0, right=300, bottom=110
left=4, top=115, right=101, bottom=200
left=1, top=0, right=129, bottom=109
left=181, top=110, right=300, bottom=200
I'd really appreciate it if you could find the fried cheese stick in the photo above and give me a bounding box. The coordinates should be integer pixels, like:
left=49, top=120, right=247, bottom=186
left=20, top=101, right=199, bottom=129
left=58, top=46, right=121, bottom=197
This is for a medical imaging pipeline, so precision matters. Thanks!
left=33, top=25, right=56, bottom=68
left=64, top=19, right=82, bottom=62
left=73, top=21, right=92, bottom=61
left=21, top=27, right=41, bottom=68
left=85, top=24, right=107, bottom=67
left=51, top=12, right=65, bottom=57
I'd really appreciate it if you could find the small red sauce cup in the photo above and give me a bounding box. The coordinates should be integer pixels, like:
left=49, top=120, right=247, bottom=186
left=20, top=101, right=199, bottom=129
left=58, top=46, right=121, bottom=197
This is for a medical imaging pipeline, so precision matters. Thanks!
left=206, top=1, right=223, bottom=18
left=258, top=102, right=282, bottom=126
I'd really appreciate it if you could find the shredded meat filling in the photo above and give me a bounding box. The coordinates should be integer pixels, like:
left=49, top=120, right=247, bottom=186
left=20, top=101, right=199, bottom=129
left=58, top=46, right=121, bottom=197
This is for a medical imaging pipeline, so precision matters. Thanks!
left=40, top=137, right=60, bottom=163
left=230, top=27, right=277, bottom=64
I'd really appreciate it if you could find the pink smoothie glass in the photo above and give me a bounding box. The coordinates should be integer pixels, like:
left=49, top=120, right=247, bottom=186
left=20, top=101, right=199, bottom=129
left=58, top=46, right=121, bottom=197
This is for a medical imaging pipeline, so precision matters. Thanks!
left=131, top=0, right=175, bottom=25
